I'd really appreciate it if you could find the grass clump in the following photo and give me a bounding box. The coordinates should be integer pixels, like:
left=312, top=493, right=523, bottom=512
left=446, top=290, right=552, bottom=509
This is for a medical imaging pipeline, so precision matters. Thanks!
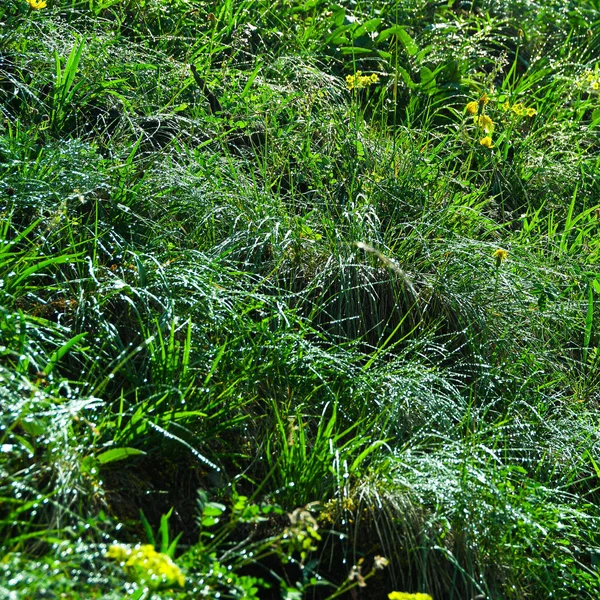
left=1, top=0, right=600, bottom=598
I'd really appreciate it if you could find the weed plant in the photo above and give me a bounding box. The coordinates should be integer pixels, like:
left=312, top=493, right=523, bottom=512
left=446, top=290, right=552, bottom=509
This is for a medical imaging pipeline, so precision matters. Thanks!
left=1, top=0, right=600, bottom=598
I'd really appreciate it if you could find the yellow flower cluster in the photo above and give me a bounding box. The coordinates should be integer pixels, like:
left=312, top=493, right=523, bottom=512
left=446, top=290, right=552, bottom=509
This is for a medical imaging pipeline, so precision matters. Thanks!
left=319, top=496, right=357, bottom=524
left=26, top=0, right=47, bottom=9
left=580, top=70, right=600, bottom=92
left=388, top=593, right=433, bottom=600
left=466, top=94, right=494, bottom=148
left=501, top=101, right=536, bottom=117
left=106, top=544, right=185, bottom=588
left=465, top=92, right=538, bottom=149
left=346, top=71, right=379, bottom=90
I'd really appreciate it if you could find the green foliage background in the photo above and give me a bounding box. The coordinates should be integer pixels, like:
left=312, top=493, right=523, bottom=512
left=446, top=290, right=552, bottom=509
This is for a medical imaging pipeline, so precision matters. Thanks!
left=1, top=0, right=600, bottom=598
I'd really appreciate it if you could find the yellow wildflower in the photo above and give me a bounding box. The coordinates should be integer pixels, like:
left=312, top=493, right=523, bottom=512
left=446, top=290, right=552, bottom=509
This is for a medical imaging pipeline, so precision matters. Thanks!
left=346, top=71, right=379, bottom=90
left=479, top=93, right=489, bottom=106
left=106, top=543, right=185, bottom=588
left=577, top=71, right=599, bottom=92
left=388, top=593, right=433, bottom=600
left=526, top=107, right=536, bottom=117
left=26, top=0, right=47, bottom=8
left=465, top=101, right=478, bottom=114
left=107, top=544, right=128, bottom=562
left=475, top=114, right=494, bottom=133
left=493, top=248, right=508, bottom=266
left=501, top=100, right=510, bottom=111
left=511, top=102, right=525, bottom=116
left=479, top=136, right=494, bottom=148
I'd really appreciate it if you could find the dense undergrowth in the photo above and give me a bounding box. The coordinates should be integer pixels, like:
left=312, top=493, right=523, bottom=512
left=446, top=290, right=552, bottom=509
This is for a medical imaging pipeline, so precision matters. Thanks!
left=2, top=0, right=600, bottom=598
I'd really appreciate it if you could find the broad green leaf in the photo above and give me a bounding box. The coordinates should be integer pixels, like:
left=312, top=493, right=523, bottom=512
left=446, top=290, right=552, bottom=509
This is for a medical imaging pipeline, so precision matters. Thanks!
left=96, top=447, right=146, bottom=464
left=340, top=46, right=375, bottom=55
left=397, top=66, right=416, bottom=89
left=202, top=502, right=226, bottom=517
left=376, top=26, right=419, bottom=56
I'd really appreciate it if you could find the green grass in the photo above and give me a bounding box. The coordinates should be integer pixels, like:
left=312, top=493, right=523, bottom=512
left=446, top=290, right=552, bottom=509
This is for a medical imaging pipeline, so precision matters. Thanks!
left=1, top=0, right=600, bottom=598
